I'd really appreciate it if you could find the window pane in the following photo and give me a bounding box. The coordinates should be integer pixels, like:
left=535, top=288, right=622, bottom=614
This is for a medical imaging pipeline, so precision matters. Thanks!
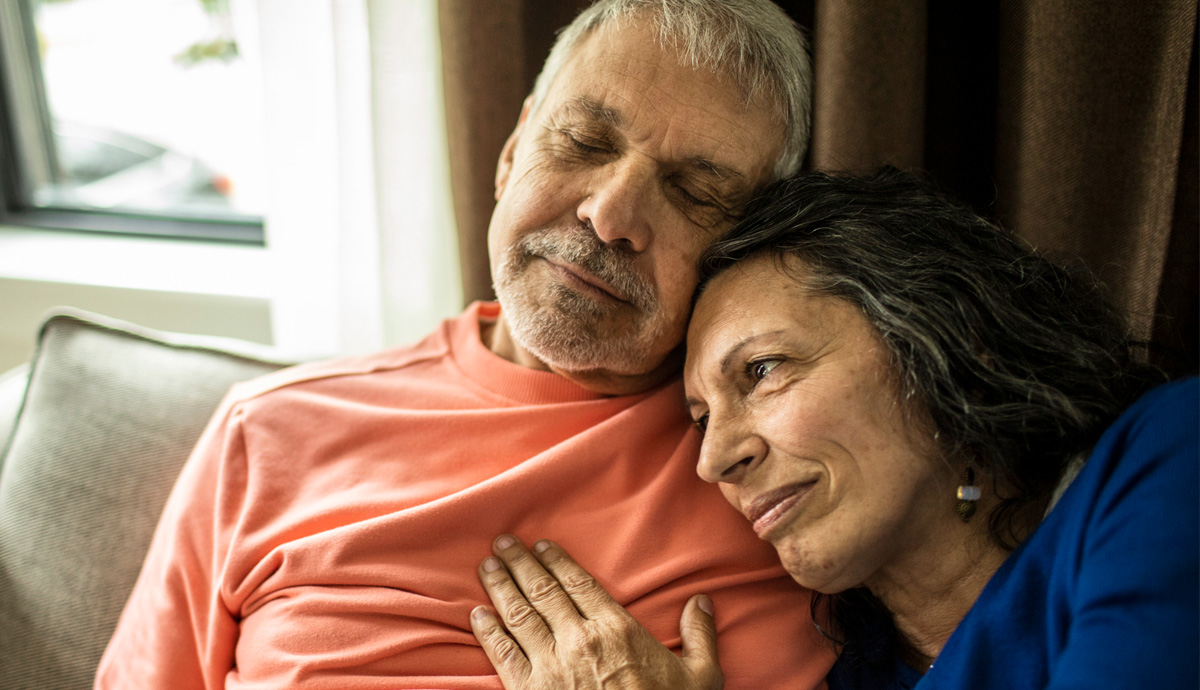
left=27, top=0, right=264, bottom=221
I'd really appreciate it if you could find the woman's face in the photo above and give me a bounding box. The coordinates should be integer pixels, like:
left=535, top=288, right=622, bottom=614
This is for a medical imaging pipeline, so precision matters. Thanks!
left=683, top=256, right=957, bottom=594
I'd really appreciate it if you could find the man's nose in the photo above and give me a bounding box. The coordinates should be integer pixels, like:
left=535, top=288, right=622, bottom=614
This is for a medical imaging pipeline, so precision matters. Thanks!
left=695, top=415, right=765, bottom=485
left=576, top=161, right=654, bottom=251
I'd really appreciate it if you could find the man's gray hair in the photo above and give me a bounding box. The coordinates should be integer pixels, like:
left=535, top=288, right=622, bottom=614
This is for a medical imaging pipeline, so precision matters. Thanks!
left=529, top=0, right=812, bottom=179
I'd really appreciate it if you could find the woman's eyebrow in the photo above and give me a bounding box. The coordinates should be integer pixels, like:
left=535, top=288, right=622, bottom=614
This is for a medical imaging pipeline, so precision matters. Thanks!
left=719, top=332, right=776, bottom=373
left=683, top=330, right=786, bottom=409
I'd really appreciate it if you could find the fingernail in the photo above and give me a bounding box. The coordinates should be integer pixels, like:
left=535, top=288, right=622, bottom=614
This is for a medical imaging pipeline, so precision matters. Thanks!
left=697, top=594, right=714, bottom=616
left=533, top=540, right=552, bottom=553
left=495, top=535, right=516, bottom=550
left=472, top=606, right=490, bottom=622
left=483, top=557, right=502, bottom=572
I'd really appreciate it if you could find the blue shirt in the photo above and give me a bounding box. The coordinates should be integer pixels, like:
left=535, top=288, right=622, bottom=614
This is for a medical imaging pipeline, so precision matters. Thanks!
left=830, top=379, right=1199, bottom=689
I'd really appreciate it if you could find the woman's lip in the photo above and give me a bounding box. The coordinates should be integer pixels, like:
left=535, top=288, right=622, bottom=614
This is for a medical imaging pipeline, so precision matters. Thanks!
left=745, top=481, right=816, bottom=539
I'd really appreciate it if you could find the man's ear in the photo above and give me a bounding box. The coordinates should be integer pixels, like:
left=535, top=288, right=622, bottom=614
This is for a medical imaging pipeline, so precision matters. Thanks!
left=495, top=96, right=535, bottom=201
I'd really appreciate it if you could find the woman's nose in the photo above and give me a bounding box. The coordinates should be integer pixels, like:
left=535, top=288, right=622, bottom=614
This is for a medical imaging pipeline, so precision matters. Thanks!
left=696, top=415, right=765, bottom=484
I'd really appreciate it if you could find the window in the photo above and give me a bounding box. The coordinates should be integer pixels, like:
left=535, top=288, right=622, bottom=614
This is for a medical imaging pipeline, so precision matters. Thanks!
left=0, top=0, right=265, bottom=243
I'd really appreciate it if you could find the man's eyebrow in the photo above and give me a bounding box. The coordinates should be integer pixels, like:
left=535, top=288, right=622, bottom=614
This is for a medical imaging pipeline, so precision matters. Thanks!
left=561, top=97, right=748, bottom=187
left=563, top=96, right=623, bottom=128
left=688, top=157, right=747, bottom=184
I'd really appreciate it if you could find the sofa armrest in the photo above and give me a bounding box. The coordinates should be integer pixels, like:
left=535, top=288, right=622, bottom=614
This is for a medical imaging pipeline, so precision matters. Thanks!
left=0, top=363, right=30, bottom=475
left=0, top=308, right=292, bottom=690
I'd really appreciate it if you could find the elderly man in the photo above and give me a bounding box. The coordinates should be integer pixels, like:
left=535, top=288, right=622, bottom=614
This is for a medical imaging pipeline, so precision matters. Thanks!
left=96, top=1, right=829, bottom=688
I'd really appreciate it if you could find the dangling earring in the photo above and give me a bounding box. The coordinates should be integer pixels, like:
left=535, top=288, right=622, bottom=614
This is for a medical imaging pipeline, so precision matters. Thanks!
left=956, top=466, right=980, bottom=522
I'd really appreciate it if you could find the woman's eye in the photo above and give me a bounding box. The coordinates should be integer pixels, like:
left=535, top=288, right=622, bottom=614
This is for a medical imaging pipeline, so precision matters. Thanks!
left=693, top=413, right=709, bottom=433
left=749, top=359, right=781, bottom=382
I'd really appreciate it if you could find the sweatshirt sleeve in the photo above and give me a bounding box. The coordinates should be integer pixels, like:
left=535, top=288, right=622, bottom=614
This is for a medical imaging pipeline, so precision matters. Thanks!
left=1046, top=380, right=1199, bottom=690
left=94, top=391, right=252, bottom=690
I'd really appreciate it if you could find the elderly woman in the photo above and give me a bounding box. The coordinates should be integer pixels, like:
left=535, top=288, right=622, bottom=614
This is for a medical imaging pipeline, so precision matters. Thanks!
left=466, top=169, right=1198, bottom=689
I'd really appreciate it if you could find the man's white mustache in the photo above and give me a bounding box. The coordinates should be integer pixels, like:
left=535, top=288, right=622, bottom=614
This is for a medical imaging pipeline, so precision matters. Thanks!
left=516, top=228, right=656, bottom=310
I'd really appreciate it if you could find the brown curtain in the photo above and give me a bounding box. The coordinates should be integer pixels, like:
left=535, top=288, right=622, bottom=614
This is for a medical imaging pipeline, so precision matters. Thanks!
left=439, top=0, right=1199, bottom=376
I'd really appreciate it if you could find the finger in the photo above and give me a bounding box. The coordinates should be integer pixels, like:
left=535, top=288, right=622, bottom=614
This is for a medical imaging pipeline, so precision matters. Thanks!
left=478, top=554, right=555, bottom=654
left=529, top=539, right=623, bottom=620
left=493, top=535, right=584, bottom=630
left=680, top=595, right=724, bottom=690
left=470, top=606, right=533, bottom=686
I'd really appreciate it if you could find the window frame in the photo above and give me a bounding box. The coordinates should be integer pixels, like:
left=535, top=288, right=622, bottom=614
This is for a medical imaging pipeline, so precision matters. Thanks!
left=0, top=0, right=265, bottom=246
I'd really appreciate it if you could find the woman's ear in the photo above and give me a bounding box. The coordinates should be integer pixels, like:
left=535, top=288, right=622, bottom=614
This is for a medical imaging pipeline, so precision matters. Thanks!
left=495, top=95, right=535, bottom=201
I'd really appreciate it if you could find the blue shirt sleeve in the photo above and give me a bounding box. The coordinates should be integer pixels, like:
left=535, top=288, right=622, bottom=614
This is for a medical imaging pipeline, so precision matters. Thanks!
left=1043, top=378, right=1199, bottom=689
left=916, top=379, right=1199, bottom=690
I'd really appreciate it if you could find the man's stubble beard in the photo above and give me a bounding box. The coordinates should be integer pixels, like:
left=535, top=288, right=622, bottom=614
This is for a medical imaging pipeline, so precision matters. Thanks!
left=493, top=226, right=670, bottom=375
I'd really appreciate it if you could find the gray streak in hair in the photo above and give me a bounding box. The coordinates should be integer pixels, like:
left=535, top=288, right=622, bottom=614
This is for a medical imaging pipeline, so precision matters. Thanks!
left=697, top=167, right=1166, bottom=666
left=698, top=167, right=1162, bottom=547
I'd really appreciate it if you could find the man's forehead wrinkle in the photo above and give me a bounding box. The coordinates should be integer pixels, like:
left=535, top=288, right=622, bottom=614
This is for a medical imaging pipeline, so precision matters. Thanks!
left=546, top=35, right=778, bottom=192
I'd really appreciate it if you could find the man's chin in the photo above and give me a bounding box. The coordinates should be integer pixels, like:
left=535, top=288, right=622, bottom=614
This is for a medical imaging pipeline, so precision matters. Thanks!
left=514, top=323, right=631, bottom=374
left=494, top=274, right=676, bottom=374
left=511, top=309, right=650, bottom=371
left=488, top=306, right=681, bottom=395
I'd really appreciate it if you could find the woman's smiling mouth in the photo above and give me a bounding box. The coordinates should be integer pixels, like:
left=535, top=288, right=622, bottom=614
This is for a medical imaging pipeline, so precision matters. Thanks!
left=744, top=481, right=817, bottom=539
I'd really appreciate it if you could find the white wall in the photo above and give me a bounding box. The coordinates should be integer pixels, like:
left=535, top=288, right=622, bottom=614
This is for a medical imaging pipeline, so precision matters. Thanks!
left=0, top=226, right=276, bottom=372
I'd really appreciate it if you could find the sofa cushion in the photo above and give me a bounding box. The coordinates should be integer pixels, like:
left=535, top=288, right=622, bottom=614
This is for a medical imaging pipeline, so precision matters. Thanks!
left=0, top=308, right=290, bottom=690
left=0, top=363, right=30, bottom=476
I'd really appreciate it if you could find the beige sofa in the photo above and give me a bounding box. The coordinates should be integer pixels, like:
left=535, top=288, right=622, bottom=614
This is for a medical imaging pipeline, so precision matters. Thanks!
left=0, top=309, right=291, bottom=689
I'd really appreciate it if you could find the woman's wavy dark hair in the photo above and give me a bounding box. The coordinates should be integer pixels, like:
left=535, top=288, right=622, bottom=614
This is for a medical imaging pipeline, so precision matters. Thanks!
left=695, top=167, right=1163, bottom=667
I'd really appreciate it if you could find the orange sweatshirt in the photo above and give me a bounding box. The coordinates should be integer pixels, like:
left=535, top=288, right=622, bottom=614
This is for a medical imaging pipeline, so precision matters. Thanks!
left=96, top=302, right=833, bottom=689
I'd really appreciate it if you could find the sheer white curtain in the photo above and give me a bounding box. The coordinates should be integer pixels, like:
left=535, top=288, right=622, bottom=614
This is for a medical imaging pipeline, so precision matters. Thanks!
left=253, top=0, right=461, bottom=360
